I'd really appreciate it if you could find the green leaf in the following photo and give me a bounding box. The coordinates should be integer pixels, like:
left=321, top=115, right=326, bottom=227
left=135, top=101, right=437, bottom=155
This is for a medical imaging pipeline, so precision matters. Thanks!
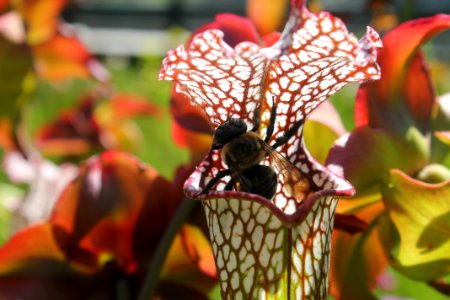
left=374, top=267, right=450, bottom=300
left=326, top=126, right=428, bottom=198
left=304, top=119, right=340, bottom=165
left=381, top=169, right=450, bottom=280
left=0, top=34, right=33, bottom=118
left=431, top=96, right=450, bottom=164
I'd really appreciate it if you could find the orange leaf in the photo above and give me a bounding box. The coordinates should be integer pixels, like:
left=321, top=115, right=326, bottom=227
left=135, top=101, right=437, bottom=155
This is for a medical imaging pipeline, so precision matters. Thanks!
left=13, top=0, right=67, bottom=44
left=32, top=31, right=106, bottom=81
left=0, top=223, right=65, bottom=274
left=0, top=118, right=15, bottom=151
left=162, top=225, right=217, bottom=295
left=246, top=0, right=289, bottom=35
left=330, top=201, right=388, bottom=299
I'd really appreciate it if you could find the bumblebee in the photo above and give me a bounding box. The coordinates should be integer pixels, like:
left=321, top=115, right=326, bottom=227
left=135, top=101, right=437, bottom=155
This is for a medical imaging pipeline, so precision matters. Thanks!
left=202, top=99, right=314, bottom=201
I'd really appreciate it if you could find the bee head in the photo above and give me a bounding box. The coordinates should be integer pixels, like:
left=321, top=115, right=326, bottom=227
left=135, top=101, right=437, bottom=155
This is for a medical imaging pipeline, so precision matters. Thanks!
left=212, top=118, right=247, bottom=150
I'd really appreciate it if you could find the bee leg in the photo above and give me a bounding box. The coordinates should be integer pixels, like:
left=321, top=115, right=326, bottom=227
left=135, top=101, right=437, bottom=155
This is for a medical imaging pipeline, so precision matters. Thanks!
left=200, top=169, right=232, bottom=194
left=264, top=95, right=277, bottom=143
left=271, top=118, right=304, bottom=150
left=251, top=107, right=261, bottom=132
left=224, top=178, right=235, bottom=191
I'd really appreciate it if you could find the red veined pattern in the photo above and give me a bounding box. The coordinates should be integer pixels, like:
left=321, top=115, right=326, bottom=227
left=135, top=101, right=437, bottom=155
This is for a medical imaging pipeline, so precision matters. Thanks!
left=260, top=6, right=381, bottom=168
left=203, top=198, right=336, bottom=299
left=160, top=0, right=380, bottom=298
left=159, top=4, right=381, bottom=213
left=184, top=150, right=351, bottom=299
left=160, top=30, right=268, bottom=129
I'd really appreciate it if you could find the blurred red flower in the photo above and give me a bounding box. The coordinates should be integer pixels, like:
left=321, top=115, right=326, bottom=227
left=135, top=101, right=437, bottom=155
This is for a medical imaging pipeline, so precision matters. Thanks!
left=0, top=151, right=217, bottom=299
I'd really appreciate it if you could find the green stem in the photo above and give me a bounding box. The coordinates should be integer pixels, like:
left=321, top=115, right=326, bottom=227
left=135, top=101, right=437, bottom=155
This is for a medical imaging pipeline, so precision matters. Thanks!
left=137, top=197, right=196, bottom=300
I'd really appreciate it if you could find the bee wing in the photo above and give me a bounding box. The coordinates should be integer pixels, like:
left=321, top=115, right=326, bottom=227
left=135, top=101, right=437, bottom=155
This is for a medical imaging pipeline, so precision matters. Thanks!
left=261, top=143, right=312, bottom=201
left=225, top=161, right=254, bottom=192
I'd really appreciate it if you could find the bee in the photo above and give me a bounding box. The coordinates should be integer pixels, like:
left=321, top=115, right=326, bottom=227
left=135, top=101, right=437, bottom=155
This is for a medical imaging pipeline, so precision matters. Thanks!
left=201, top=99, right=315, bottom=201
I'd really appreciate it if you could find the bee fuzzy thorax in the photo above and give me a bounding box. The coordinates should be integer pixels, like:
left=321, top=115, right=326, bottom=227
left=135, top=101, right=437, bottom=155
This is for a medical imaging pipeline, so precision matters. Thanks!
left=221, top=131, right=267, bottom=171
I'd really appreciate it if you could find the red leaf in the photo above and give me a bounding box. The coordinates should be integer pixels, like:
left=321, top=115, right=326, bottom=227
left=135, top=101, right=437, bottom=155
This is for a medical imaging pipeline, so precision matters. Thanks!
left=171, top=120, right=211, bottom=163
left=261, top=31, right=281, bottom=47
left=170, top=87, right=212, bottom=135
left=191, top=13, right=259, bottom=47
left=36, top=93, right=101, bottom=156
left=355, top=15, right=450, bottom=133
left=334, top=213, right=368, bottom=234
left=0, top=0, right=9, bottom=13
left=132, top=163, right=190, bottom=265
left=50, top=151, right=181, bottom=272
left=291, top=0, right=306, bottom=9
left=170, top=85, right=212, bottom=162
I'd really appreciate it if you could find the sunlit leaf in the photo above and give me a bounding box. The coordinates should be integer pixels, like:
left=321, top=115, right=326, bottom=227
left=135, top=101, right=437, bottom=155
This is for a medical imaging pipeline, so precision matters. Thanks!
left=326, top=126, right=428, bottom=197
left=381, top=169, right=450, bottom=280
left=431, top=95, right=450, bottom=164
left=162, top=224, right=217, bottom=295
left=416, top=163, right=450, bottom=184
left=304, top=101, right=344, bottom=164
left=355, top=14, right=450, bottom=134
left=13, top=0, right=67, bottom=44
left=0, top=224, right=134, bottom=299
left=435, top=131, right=450, bottom=146
left=170, top=76, right=212, bottom=162
left=0, top=224, right=65, bottom=274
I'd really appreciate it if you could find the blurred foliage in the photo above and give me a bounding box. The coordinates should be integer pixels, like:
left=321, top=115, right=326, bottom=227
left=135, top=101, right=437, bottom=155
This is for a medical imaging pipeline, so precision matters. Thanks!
left=25, top=58, right=188, bottom=179
left=0, top=0, right=449, bottom=299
